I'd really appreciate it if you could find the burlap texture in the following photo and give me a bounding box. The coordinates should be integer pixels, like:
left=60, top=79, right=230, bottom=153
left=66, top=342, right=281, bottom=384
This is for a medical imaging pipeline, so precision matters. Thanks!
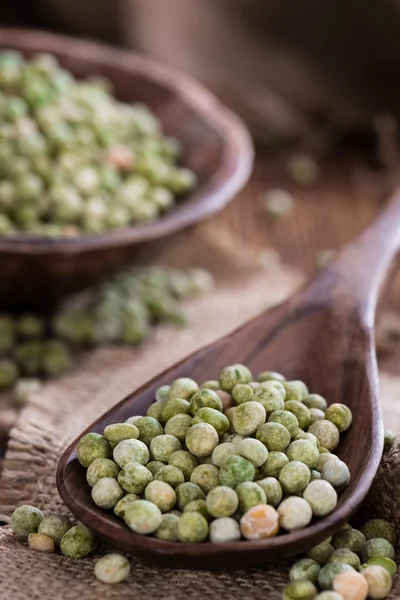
left=0, top=225, right=399, bottom=600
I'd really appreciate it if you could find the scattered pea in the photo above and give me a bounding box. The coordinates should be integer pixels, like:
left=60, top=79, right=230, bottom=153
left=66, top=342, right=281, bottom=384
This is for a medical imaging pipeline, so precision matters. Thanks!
left=94, top=553, right=130, bottom=584
left=361, top=565, right=392, bottom=599
left=282, top=580, right=317, bottom=600
left=290, top=558, right=321, bottom=584
left=11, top=505, right=44, bottom=537
left=360, top=519, right=397, bottom=545
left=28, top=533, right=55, bottom=553
left=60, top=523, right=97, bottom=559
left=38, top=514, right=71, bottom=545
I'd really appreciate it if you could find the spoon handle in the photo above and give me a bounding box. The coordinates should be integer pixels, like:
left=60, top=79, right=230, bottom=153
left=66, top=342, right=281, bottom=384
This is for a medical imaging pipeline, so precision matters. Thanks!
left=322, top=187, right=400, bottom=326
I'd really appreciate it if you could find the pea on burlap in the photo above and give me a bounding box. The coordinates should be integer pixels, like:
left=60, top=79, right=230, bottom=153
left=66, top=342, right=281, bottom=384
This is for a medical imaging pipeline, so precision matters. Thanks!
left=0, top=224, right=399, bottom=600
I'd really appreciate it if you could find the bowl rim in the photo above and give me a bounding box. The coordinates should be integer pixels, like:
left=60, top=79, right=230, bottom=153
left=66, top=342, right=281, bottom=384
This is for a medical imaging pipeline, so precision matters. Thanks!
left=0, top=28, right=254, bottom=254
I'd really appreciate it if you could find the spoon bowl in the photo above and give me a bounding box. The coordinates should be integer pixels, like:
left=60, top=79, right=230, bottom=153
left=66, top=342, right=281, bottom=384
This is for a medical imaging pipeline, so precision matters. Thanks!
left=56, top=188, right=400, bottom=569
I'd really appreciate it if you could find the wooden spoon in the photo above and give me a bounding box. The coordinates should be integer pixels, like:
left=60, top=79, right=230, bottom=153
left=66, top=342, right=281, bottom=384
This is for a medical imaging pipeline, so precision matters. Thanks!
left=57, top=189, right=400, bottom=569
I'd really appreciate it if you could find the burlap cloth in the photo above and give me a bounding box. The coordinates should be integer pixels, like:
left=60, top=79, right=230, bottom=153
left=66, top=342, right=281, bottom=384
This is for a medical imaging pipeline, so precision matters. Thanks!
left=0, top=223, right=399, bottom=600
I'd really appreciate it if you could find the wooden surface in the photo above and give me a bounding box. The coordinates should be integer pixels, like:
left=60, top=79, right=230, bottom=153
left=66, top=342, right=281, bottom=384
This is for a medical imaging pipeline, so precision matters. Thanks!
left=0, top=29, right=253, bottom=310
left=57, top=160, right=400, bottom=568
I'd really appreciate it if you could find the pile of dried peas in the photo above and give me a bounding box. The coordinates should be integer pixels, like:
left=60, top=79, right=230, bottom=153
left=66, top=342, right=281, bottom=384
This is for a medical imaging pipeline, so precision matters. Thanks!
left=0, top=51, right=196, bottom=236
left=75, top=366, right=353, bottom=544
left=0, top=265, right=213, bottom=404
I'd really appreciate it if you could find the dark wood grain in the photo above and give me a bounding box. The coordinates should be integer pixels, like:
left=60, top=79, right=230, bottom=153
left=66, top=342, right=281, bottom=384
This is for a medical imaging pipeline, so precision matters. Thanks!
left=56, top=188, right=400, bottom=569
left=0, top=29, right=253, bottom=310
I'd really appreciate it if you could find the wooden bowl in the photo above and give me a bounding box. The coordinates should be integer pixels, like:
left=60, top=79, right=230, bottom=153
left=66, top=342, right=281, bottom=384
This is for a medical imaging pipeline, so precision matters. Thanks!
left=0, top=29, right=253, bottom=310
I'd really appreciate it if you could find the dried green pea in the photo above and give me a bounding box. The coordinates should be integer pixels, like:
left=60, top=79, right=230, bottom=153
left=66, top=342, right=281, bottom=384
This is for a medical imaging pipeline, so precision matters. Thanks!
left=327, top=548, right=361, bottom=570
left=324, top=403, right=352, bottom=432
left=86, top=458, right=120, bottom=487
left=77, top=433, right=112, bottom=467
left=219, top=364, right=252, bottom=392
left=144, top=480, right=176, bottom=512
left=175, top=482, right=205, bottom=511
left=150, top=434, right=182, bottom=462
left=283, top=380, right=308, bottom=402
left=308, top=540, right=335, bottom=566
left=236, top=438, right=268, bottom=467
left=318, top=563, right=355, bottom=591
left=38, top=515, right=71, bottom=545
left=268, top=409, right=298, bottom=436
left=309, top=408, right=326, bottom=425
left=146, top=460, right=165, bottom=476
left=16, top=314, right=44, bottom=339
left=192, top=407, right=230, bottom=435
left=124, top=499, right=162, bottom=535
left=256, top=422, right=291, bottom=452
left=154, top=464, right=185, bottom=488
left=260, top=451, right=289, bottom=477
left=212, top=442, right=237, bottom=468
left=206, top=485, right=239, bottom=517
left=321, top=460, right=350, bottom=489
left=190, top=464, right=220, bottom=493
left=209, top=517, right=241, bottom=543
left=28, top=533, right=55, bottom=553
left=154, top=513, right=179, bottom=541
left=256, top=477, right=282, bottom=507
left=253, top=384, right=284, bottom=414
left=284, top=400, right=311, bottom=430
left=169, top=450, right=199, bottom=479
left=361, top=538, right=395, bottom=562
left=201, top=380, right=219, bottom=391
left=0, top=359, right=19, bottom=388
left=94, top=553, right=130, bottom=584
left=60, top=523, right=97, bottom=559
left=290, top=558, right=321, bottom=584
left=332, top=528, right=366, bottom=554
left=161, top=398, right=191, bottom=423
left=11, top=504, right=44, bottom=538
left=236, top=481, right=266, bottom=513
left=279, top=461, right=311, bottom=494
left=282, top=580, right=317, bottom=600
left=104, top=423, right=139, bottom=444
left=256, top=370, right=286, bottom=384
left=286, top=440, right=319, bottom=469
left=232, top=383, right=254, bottom=405
left=155, top=385, right=170, bottom=402
left=303, top=480, right=337, bottom=517
left=219, top=455, right=255, bottom=488
left=362, top=557, right=396, bottom=577
left=183, top=499, right=212, bottom=521
left=308, top=420, right=340, bottom=452
left=383, top=430, right=396, bottom=451
left=134, top=416, right=164, bottom=446
left=168, top=377, right=199, bottom=400
left=164, top=414, right=192, bottom=441
left=185, top=423, right=218, bottom=457
left=114, top=494, right=140, bottom=518
left=92, top=477, right=124, bottom=509
left=189, top=389, right=223, bottom=415
left=360, top=519, right=397, bottom=545
left=302, top=394, right=328, bottom=411
left=146, top=402, right=165, bottom=421
left=113, top=438, right=149, bottom=467
left=361, top=565, right=392, bottom=600
left=177, top=511, right=208, bottom=542
left=118, top=462, right=153, bottom=494
left=278, top=496, right=313, bottom=531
